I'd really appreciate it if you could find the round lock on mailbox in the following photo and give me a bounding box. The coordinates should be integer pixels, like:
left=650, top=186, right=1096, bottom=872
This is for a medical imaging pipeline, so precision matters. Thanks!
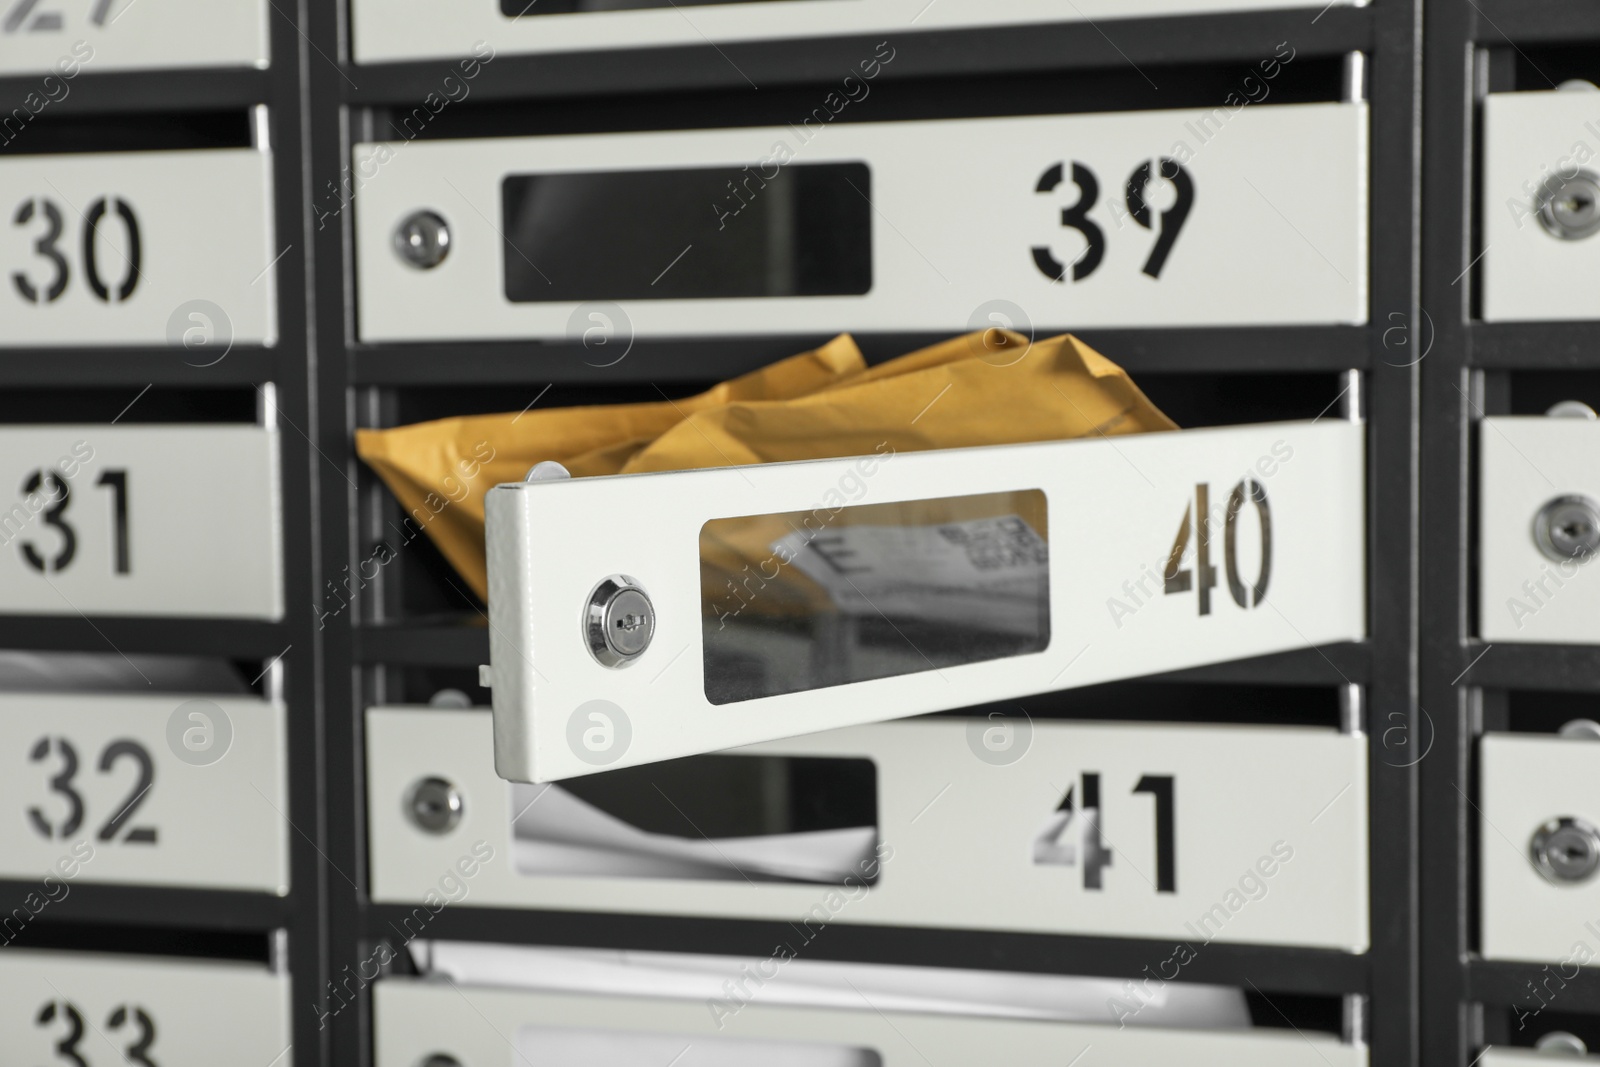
left=1533, top=495, right=1600, bottom=563
left=405, top=776, right=463, bottom=835
left=420, top=1056, right=464, bottom=1067
left=585, top=575, right=655, bottom=668
left=1537, top=170, right=1600, bottom=241
left=1534, top=1031, right=1588, bottom=1056
left=1530, top=816, right=1600, bottom=884
left=394, top=210, right=452, bottom=269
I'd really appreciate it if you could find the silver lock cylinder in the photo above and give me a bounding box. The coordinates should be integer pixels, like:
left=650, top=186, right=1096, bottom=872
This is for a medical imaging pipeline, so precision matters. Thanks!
left=394, top=210, right=452, bottom=269
left=586, top=575, right=654, bottom=668
left=1531, top=816, right=1600, bottom=883
left=1534, top=495, right=1600, bottom=562
left=1537, top=170, right=1600, bottom=241
left=1535, top=1031, right=1589, bottom=1056
left=405, top=776, right=464, bottom=834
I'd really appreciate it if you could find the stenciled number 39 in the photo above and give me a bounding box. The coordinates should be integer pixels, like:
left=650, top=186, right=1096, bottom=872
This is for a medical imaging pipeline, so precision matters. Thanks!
left=1032, top=158, right=1195, bottom=283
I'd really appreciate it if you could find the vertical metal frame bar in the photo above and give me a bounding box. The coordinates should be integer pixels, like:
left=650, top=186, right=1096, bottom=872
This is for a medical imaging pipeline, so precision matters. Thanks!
left=1368, top=0, right=1424, bottom=1062
left=265, top=0, right=333, bottom=1063
left=1420, top=0, right=1478, bottom=1062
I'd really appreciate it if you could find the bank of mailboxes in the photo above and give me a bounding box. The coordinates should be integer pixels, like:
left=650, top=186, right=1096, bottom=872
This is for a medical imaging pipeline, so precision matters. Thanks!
left=0, top=0, right=268, bottom=76
left=0, top=426, right=283, bottom=618
left=1482, top=88, right=1600, bottom=322
left=373, top=943, right=1365, bottom=1066
left=1478, top=415, right=1600, bottom=644
left=355, top=100, right=1366, bottom=342
left=0, top=693, right=289, bottom=892
left=0, top=950, right=290, bottom=1065
left=369, top=707, right=1369, bottom=950
left=352, top=0, right=1354, bottom=65
left=0, top=148, right=277, bottom=348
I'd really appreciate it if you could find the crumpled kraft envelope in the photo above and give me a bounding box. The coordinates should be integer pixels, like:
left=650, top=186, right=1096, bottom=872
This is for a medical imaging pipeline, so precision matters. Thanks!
left=355, top=334, right=866, bottom=601
left=356, top=331, right=1176, bottom=603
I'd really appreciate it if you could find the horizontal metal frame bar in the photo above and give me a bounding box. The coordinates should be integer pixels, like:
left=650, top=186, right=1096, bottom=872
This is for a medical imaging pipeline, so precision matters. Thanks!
left=1470, top=324, right=1600, bottom=370
left=345, top=7, right=1371, bottom=106
left=1457, top=642, right=1600, bottom=693
left=0, top=881, right=291, bottom=931
left=0, top=69, right=270, bottom=117
left=0, top=617, right=290, bottom=658
left=1470, top=0, right=1600, bottom=45
left=0, top=349, right=279, bottom=387
left=350, top=327, right=1371, bottom=386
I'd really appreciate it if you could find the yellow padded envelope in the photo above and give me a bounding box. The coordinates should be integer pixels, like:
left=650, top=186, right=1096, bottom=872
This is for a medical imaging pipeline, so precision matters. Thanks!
left=356, top=331, right=1177, bottom=602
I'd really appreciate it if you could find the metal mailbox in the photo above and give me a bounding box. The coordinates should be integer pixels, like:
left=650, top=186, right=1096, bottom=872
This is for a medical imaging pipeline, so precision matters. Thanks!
left=373, top=967, right=1365, bottom=1067
left=355, top=101, right=1367, bottom=342
left=1478, top=414, right=1600, bottom=644
left=0, top=148, right=277, bottom=348
left=0, top=950, right=290, bottom=1065
left=0, top=0, right=267, bottom=76
left=1480, top=732, right=1600, bottom=964
left=369, top=707, right=1368, bottom=949
left=1482, top=88, right=1600, bottom=322
left=0, top=693, right=288, bottom=893
left=481, top=418, right=1365, bottom=780
left=0, top=425, right=283, bottom=619
left=351, top=0, right=1354, bottom=66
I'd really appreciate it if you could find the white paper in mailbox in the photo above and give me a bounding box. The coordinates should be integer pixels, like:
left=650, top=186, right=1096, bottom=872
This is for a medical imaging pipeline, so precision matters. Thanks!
left=410, top=941, right=1250, bottom=1029
left=511, top=781, right=875, bottom=883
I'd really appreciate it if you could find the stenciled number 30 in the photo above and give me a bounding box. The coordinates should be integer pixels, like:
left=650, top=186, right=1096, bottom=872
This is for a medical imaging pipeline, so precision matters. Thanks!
left=1032, top=158, right=1195, bottom=283
left=12, top=195, right=142, bottom=305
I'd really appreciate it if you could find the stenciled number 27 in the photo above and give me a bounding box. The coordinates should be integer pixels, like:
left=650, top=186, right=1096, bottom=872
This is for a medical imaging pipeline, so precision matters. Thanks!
left=12, top=195, right=142, bottom=305
left=1033, top=158, right=1195, bottom=283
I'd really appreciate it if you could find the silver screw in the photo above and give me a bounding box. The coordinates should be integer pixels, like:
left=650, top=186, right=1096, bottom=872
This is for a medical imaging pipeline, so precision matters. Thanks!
left=585, top=575, right=654, bottom=668
left=405, top=777, right=463, bottom=834
left=1531, top=816, right=1600, bottom=883
left=1538, top=171, right=1600, bottom=241
left=394, top=211, right=452, bottom=269
left=1534, top=495, right=1600, bottom=562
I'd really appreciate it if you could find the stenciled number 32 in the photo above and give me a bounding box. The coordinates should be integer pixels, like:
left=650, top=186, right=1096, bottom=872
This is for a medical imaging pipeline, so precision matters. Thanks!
left=1032, top=158, right=1195, bottom=283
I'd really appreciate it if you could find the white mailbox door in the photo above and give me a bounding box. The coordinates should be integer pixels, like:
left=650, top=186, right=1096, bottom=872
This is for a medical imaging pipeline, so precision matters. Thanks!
left=355, top=102, right=1367, bottom=342
left=353, top=0, right=1352, bottom=64
left=1478, top=416, right=1600, bottom=644
left=0, top=693, right=288, bottom=893
left=1480, top=733, right=1600, bottom=964
left=0, top=0, right=267, bottom=75
left=484, top=419, right=1365, bottom=781
left=1483, top=90, right=1600, bottom=322
left=0, top=148, right=276, bottom=347
left=374, top=978, right=1365, bottom=1067
left=369, top=709, right=1368, bottom=950
left=0, top=426, right=283, bottom=618
left=0, top=951, right=290, bottom=1065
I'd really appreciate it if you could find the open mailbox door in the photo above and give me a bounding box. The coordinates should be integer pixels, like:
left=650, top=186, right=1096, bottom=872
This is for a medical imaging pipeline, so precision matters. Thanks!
left=483, top=419, right=1365, bottom=782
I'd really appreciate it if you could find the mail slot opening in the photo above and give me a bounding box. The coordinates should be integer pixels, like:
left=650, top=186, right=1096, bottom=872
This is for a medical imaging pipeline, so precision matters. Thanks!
left=701, top=489, right=1049, bottom=704
left=501, top=164, right=872, bottom=303
left=511, top=754, right=880, bottom=884
left=516, top=1027, right=880, bottom=1066
left=502, top=0, right=818, bottom=13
